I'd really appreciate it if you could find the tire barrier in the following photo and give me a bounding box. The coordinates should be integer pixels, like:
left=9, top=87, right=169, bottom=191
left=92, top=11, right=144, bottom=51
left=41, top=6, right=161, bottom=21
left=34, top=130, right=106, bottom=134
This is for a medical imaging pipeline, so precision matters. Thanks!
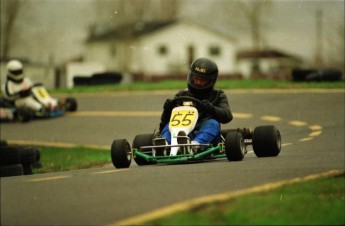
left=73, top=72, right=122, bottom=86
left=292, top=69, right=343, bottom=82
left=0, top=140, right=42, bottom=177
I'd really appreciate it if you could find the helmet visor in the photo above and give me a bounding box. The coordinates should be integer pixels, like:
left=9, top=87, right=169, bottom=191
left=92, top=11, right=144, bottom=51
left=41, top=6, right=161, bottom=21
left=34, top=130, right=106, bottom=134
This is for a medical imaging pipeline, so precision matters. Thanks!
left=11, top=69, right=23, bottom=75
left=188, top=72, right=214, bottom=90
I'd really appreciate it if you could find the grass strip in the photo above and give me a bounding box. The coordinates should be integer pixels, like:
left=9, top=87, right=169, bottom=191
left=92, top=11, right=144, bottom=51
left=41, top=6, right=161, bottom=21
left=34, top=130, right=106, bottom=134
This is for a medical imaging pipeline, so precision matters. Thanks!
left=52, top=80, right=344, bottom=94
left=146, top=173, right=345, bottom=225
left=33, top=146, right=111, bottom=174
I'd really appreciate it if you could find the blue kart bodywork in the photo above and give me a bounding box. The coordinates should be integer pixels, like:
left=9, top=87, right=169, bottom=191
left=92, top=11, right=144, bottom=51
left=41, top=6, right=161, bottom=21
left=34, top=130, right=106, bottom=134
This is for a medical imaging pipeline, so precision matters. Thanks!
left=0, top=96, right=76, bottom=123
left=0, top=105, right=65, bottom=123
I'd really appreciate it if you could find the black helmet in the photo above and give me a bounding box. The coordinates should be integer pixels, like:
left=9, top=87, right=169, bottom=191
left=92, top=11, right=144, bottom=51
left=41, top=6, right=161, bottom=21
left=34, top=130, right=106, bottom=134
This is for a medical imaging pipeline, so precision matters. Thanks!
left=187, top=58, right=218, bottom=94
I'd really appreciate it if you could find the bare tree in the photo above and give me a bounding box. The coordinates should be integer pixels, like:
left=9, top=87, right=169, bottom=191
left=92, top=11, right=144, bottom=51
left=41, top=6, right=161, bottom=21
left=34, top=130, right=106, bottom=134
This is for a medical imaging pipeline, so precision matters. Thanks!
left=323, top=11, right=344, bottom=71
left=90, top=0, right=179, bottom=32
left=236, top=0, right=272, bottom=75
left=237, top=0, right=273, bottom=50
left=1, top=0, right=22, bottom=59
left=326, top=21, right=345, bottom=72
left=314, top=9, right=324, bottom=68
left=89, top=0, right=180, bottom=72
left=160, top=0, right=180, bottom=21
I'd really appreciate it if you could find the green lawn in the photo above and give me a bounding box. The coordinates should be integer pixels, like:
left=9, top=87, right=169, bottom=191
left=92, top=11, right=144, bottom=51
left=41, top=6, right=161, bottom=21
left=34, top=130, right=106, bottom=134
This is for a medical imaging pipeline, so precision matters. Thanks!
left=146, top=173, right=345, bottom=225
left=33, top=146, right=111, bottom=174
left=52, top=79, right=344, bottom=94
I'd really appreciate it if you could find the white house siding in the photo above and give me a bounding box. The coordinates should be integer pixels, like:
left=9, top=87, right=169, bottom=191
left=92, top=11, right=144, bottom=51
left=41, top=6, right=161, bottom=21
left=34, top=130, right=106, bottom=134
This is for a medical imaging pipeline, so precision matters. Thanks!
left=132, top=22, right=236, bottom=77
left=237, top=57, right=301, bottom=79
left=237, top=61, right=252, bottom=79
left=85, top=40, right=143, bottom=73
left=84, top=21, right=236, bottom=77
left=85, top=42, right=116, bottom=70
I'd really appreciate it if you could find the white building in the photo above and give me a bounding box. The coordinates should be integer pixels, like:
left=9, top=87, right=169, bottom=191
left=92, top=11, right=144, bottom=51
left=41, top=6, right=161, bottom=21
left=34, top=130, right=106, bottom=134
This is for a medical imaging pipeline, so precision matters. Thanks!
left=236, top=49, right=303, bottom=80
left=84, top=20, right=238, bottom=81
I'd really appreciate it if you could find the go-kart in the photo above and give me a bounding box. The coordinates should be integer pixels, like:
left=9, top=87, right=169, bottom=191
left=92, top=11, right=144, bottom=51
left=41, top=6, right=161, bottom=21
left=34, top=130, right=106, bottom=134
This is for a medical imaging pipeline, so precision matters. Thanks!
left=0, top=83, right=77, bottom=122
left=111, top=96, right=281, bottom=168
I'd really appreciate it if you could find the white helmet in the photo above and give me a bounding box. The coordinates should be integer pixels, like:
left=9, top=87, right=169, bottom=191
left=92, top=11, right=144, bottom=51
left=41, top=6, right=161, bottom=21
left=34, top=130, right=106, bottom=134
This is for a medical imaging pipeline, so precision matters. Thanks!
left=7, top=60, right=24, bottom=82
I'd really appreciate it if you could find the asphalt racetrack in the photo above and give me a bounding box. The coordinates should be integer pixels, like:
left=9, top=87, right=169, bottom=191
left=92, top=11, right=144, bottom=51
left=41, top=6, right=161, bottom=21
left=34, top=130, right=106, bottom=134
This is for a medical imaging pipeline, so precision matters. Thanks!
left=1, top=89, right=344, bottom=225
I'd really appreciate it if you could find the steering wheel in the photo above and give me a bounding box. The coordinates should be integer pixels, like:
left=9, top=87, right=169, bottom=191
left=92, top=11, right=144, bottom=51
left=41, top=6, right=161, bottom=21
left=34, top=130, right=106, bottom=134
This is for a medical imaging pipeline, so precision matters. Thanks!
left=170, top=96, right=202, bottom=107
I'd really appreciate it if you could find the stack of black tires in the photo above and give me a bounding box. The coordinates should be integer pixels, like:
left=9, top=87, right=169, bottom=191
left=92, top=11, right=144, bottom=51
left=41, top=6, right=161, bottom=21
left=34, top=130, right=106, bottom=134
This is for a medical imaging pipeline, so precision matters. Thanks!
left=0, top=140, right=41, bottom=177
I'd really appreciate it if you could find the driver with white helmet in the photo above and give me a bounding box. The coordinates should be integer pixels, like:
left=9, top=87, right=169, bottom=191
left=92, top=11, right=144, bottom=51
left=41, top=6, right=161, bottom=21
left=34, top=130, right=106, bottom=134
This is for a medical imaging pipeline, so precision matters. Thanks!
left=3, top=60, right=47, bottom=112
left=159, top=57, right=233, bottom=151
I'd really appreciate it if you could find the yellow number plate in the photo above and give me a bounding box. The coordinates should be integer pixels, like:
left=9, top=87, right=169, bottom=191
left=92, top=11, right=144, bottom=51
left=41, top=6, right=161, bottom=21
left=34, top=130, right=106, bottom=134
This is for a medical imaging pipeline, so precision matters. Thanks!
left=169, top=109, right=197, bottom=128
left=32, top=87, right=51, bottom=99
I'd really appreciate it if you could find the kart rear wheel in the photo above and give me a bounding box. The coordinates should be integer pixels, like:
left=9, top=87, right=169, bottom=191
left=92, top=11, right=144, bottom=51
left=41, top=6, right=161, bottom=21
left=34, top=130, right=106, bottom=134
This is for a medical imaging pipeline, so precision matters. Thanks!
left=65, top=97, right=77, bottom=112
left=111, top=139, right=132, bottom=168
left=225, top=132, right=245, bottom=161
left=252, top=126, right=281, bottom=157
left=132, top=134, right=154, bottom=166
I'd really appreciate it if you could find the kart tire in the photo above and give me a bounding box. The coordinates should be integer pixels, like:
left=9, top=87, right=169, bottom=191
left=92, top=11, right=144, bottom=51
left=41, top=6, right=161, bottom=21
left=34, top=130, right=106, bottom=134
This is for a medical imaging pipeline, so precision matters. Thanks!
left=16, top=107, right=32, bottom=122
left=19, top=147, right=37, bottom=175
left=1, top=164, right=24, bottom=177
left=65, top=97, right=77, bottom=112
left=32, top=149, right=42, bottom=169
left=132, top=134, right=154, bottom=166
left=23, top=164, right=33, bottom=175
left=252, top=126, right=281, bottom=157
left=0, top=146, right=21, bottom=166
left=18, top=147, right=37, bottom=165
left=111, top=139, right=132, bottom=168
left=0, top=140, right=8, bottom=147
left=225, top=132, right=245, bottom=161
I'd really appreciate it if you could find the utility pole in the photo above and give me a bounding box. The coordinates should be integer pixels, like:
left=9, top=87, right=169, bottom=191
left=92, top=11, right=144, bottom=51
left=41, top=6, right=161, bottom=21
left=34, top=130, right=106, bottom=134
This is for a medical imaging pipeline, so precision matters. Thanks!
left=314, top=9, right=324, bottom=68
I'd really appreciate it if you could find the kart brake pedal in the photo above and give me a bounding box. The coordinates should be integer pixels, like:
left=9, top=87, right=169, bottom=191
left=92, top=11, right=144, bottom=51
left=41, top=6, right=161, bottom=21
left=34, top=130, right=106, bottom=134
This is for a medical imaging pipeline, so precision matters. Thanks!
left=176, top=131, right=192, bottom=154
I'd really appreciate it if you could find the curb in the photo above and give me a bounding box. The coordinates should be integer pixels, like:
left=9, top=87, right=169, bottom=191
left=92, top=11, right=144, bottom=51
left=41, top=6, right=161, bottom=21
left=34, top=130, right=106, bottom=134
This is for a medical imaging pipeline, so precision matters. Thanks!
left=112, top=169, right=344, bottom=226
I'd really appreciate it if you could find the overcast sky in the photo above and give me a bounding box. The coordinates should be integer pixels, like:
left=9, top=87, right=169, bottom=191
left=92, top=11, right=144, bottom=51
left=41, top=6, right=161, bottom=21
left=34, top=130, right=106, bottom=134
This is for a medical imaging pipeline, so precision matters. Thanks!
left=3, top=0, right=344, bottom=66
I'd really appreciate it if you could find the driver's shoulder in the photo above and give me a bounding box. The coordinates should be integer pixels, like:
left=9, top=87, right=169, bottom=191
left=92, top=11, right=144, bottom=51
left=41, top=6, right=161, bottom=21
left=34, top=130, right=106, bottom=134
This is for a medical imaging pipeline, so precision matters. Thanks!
left=212, top=89, right=224, bottom=94
left=210, top=89, right=225, bottom=97
left=176, top=89, right=191, bottom=96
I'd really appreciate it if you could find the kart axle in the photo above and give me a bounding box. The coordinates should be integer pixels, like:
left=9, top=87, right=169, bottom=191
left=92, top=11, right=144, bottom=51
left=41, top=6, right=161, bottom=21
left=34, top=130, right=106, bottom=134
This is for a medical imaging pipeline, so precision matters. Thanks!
left=134, top=145, right=223, bottom=164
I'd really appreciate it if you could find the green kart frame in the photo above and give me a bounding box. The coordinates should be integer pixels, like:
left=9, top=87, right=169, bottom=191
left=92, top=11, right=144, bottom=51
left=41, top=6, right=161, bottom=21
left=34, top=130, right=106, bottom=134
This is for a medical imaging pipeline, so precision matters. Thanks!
left=111, top=126, right=281, bottom=169
left=111, top=96, right=281, bottom=168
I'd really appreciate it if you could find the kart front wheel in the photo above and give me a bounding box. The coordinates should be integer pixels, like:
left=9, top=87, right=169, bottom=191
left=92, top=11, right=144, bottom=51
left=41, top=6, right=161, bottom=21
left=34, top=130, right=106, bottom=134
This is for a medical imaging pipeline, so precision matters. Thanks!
left=111, top=139, right=132, bottom=168
left=225, top=132, right=245, bottom=161
left=252, top=126, right=281, bottom=157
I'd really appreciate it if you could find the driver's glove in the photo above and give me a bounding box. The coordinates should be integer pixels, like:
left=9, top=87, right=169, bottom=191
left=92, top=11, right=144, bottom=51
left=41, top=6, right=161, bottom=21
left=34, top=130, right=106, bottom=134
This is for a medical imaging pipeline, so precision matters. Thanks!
left=199, top=100, right=215, bottom=114
left=163, top=98, right=174, bottom=111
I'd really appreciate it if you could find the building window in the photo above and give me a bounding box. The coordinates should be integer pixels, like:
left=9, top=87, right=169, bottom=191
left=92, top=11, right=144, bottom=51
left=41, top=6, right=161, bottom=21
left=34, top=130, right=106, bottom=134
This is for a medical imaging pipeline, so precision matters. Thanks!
left=158, top=45, right=168, bottom=56
left=209, top=46, right=221, bottom=56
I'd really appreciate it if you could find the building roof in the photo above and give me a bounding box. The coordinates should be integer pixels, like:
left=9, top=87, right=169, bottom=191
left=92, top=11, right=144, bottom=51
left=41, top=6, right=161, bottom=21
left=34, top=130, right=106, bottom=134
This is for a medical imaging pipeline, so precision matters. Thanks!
left=236, top=49, right=301, bottom=61
left=87, top=20, right=178, bottom=42
left=87, top=19, right=236, bottom=43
